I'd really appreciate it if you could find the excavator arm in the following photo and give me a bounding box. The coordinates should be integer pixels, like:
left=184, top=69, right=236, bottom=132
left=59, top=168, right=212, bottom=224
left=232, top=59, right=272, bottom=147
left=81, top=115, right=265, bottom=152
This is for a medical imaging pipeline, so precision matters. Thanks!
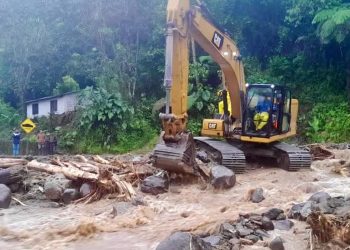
left=154, top=0, right=246, bottom=174
left=160, top=0, right=245, bottom=141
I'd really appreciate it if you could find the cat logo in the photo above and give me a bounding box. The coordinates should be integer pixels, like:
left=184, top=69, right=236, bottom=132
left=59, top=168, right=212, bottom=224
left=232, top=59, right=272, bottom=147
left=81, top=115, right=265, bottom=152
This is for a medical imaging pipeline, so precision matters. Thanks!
left=208, top=123, right=217, bottom=129
left=212, top=31, right=224, bottom=49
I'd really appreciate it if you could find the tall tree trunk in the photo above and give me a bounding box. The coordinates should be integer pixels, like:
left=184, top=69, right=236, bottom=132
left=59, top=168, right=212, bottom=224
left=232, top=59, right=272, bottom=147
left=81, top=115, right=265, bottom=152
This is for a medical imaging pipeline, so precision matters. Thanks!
left=347, top=67, right=350, bottom=104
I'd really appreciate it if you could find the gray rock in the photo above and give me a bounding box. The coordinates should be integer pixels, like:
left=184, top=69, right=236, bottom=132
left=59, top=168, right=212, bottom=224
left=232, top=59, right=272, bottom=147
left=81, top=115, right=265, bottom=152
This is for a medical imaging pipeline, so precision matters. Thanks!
left=236, top=224, right=253, bottom=237
left=300, top=201, right=314, bottom=220
left=0, top=184, right=11, bottom=208
left=276, top=213, right=286, bottom=220
left=156, top=232, right=205, bottom=250
left=334, top=204, right=350, bottom=217
left=210, top=165, right=236, bottom=189
left=251, top=188, right=265, bottom=203
left=220, top=223, right=237, bottom=238
left=202, top=235, right=223, bottom=246
left=112, top=202, right=134, bottom=215
left=62, top=189, right=80, bottom=204
left=311, top=201, right=334, bottom=214
left=131, top=196, right=147, bottom=206
left=308, top=192, right=331, bottom=203
left=288, top=202, right=306, bottom=219
left=269, top=237, right=285, bottom=250
left=44, top=180, right=63, bottom=201
left=261, top=216, right=274, bottom=231
left=255, top=229, right=270, bottom=239
left=245, top=234, right=260, bottom=243
left=273, top=220, right=294, bottom=231
left=263, top=208, right=284, bottom=220
left=8, top=183, right=20, bottom=193
left=0, top=169, right=11, bottom=184
left=80, top=183, right=94, bottom=197
left=327, top=197, right=345, bottom=208
left=196, top=151, right=210, bottom=163
left=141, top=176, right=169, bottom=195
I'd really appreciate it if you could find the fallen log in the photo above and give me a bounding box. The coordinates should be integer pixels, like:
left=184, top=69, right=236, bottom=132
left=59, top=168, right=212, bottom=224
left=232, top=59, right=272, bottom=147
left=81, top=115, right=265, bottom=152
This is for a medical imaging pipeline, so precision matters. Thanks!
left=0, top=158, right=28, bottom=168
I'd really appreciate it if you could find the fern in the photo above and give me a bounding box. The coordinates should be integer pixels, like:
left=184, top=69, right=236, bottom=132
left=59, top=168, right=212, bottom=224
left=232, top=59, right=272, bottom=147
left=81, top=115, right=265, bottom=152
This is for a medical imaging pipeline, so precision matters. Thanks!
left=313, top=4, right=350, bottom=43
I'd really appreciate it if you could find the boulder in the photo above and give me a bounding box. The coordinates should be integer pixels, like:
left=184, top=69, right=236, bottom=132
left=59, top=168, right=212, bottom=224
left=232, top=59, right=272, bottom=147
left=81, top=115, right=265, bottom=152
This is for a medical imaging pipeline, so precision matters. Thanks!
left=236, top=224, right=253, bottom=237
left=327, top=197, right=345, bottom=208
left=62, top=189, right=80, bottom=204
left=311, top=201, right=334, bottom=214
left=288, top=202, right=306, bottom=219
left=245, top=234, right=260, bottom=243
left=202, top=235, right=223, bottom=246
left=80, top=183, right=94, bottom=197
left=8, top=183, right=20, bottom=193
left=299, top=201, right=314, bottom=220
left=273, top=220, right=294, bottom=231
left=251, top=188, right=265, bottom=203
left=269, top=237, right=285, bottom=250
left=263, top=208, right=284, bottom=220
left=196, top=151, right=210, bottom=163
left=156, top=232, right=207, bottom=250
left=0, top=169, right=11, bottom=184
left=44, top=174, right=72, bottom=201
left=276, top=213, right=286, bottom=220
left=141, top=175, right=169, bottom=195
left=210, top=165, right=236, bottom=189
left=220, top=223, right=237, bottom=238
left=308, top=192, right=331, bottom=203
left=0, top=184, right=11, bottom=208
left=44, top=180, right=63, bottom=201
left=112, top=202, right=134, bottom=216
left=261, top=217, right=274, bottom=231
left=255, top=229, right=270, bottom=239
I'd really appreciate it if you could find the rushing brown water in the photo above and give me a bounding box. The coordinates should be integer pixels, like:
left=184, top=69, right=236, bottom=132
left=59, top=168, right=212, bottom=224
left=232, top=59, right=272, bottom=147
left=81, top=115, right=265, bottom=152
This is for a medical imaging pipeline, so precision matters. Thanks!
left=1, top=150, right=350, bottom=250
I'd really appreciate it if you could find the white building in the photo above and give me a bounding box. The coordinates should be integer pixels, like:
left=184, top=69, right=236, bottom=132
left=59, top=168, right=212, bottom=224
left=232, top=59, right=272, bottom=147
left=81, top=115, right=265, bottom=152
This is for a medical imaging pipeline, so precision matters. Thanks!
left=26, top=92, right=78, bottom=119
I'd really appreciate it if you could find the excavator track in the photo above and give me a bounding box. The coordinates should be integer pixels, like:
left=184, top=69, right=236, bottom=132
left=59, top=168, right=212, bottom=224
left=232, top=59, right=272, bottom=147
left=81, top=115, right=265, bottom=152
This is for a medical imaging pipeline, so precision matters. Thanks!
left=272, top=142, right=312, bottom=171
left=194, top=137, right=246, bottom=174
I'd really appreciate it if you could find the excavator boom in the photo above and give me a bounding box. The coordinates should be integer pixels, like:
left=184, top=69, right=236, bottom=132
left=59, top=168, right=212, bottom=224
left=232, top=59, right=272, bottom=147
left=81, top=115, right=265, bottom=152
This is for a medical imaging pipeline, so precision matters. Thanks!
left=153, top=0, right=311, bottom=174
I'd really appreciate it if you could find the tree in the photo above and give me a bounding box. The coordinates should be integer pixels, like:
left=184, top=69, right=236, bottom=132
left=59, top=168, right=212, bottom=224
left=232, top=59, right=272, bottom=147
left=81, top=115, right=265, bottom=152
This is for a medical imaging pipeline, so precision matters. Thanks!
left=53, top=76, right=80, bottom=95
left=312, top=3, right=350, bottom=98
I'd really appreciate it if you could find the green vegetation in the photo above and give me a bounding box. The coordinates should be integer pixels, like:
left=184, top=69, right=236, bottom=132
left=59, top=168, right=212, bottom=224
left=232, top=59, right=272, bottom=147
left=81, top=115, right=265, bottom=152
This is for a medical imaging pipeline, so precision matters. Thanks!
left=53, top=76, right=80, bottom=95
left=0, top=0, right=350, bottom=153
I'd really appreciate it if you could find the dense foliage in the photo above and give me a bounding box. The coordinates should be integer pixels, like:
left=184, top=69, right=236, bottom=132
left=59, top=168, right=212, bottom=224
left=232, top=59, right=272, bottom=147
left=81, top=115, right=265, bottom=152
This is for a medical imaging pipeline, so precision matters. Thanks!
left=0, top=0, right=349, bottom=152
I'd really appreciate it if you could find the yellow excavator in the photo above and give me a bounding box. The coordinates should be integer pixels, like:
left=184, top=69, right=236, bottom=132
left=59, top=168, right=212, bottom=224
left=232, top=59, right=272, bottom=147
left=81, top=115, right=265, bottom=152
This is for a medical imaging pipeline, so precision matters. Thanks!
left=153, top=0, right=311, bottom=174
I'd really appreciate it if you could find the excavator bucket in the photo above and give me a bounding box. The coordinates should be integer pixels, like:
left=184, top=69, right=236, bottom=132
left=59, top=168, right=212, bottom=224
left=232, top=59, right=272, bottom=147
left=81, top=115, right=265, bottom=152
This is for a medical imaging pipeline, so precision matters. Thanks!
left=152, top=132, right=197, bottom=175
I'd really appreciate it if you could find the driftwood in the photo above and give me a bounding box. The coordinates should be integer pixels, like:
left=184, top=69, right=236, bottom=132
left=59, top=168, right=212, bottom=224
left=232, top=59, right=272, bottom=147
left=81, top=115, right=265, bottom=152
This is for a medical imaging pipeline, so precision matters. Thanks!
left=27, top=159, right=136, bottom=203
left=308, top=144, right=335, bottom=161
left=0, top=158, right=28, bottom=168
left=307, top=212, right=350, bottom=247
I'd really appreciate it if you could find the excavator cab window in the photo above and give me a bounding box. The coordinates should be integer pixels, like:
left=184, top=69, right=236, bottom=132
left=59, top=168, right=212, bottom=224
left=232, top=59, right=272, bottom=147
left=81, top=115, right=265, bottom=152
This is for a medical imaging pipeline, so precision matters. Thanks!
left=243, top=84, right=291, bottom=138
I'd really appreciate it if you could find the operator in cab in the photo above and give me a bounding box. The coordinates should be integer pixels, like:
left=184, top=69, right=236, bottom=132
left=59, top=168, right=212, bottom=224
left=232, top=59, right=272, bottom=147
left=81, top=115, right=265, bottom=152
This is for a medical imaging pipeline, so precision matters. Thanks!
left=254, top=95, right=271, bottom=131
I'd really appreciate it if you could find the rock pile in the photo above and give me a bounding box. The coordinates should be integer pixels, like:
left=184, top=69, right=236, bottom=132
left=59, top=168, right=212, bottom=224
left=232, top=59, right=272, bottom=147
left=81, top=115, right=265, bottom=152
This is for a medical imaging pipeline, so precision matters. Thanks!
left=288, top=191, right=350, bottom=247
left=157, top=208, right=293, bottom=249
left=288, top=191, right=350, bottom=220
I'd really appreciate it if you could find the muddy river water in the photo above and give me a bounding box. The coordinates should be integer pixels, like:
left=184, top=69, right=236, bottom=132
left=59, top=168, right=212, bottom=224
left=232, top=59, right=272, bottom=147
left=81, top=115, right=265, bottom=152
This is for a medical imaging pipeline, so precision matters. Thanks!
left=1, top=150, right=350, bottom=250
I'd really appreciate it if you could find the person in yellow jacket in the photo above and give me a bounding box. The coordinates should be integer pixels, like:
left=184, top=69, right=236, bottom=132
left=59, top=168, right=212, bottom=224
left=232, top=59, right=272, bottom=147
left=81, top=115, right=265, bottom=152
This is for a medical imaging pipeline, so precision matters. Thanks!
left=254, top=96, right=271, bottom=130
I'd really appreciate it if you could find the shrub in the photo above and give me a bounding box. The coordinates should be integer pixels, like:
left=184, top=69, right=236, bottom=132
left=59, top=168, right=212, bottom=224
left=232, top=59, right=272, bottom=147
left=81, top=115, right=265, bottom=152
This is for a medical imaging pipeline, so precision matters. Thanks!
left=306, top=102, right=350, bottom=143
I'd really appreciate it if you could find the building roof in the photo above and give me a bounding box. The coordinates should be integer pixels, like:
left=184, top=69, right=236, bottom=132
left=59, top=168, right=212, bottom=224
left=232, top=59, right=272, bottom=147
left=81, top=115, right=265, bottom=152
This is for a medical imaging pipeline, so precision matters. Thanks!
left=25, top=91, right=79, bottom=104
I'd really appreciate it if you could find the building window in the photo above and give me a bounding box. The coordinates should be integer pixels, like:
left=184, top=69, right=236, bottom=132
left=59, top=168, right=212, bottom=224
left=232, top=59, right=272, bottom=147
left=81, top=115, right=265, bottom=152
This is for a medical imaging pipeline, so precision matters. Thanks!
left=50, top=100, right=58, bottom=113
left=32, top=103, right=39, bottom=115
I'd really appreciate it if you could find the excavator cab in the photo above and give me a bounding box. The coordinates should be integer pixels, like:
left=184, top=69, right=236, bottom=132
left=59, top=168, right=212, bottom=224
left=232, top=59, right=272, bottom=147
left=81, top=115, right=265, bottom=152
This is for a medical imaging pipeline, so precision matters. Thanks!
left=242, top=84, right=291, bottom=138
